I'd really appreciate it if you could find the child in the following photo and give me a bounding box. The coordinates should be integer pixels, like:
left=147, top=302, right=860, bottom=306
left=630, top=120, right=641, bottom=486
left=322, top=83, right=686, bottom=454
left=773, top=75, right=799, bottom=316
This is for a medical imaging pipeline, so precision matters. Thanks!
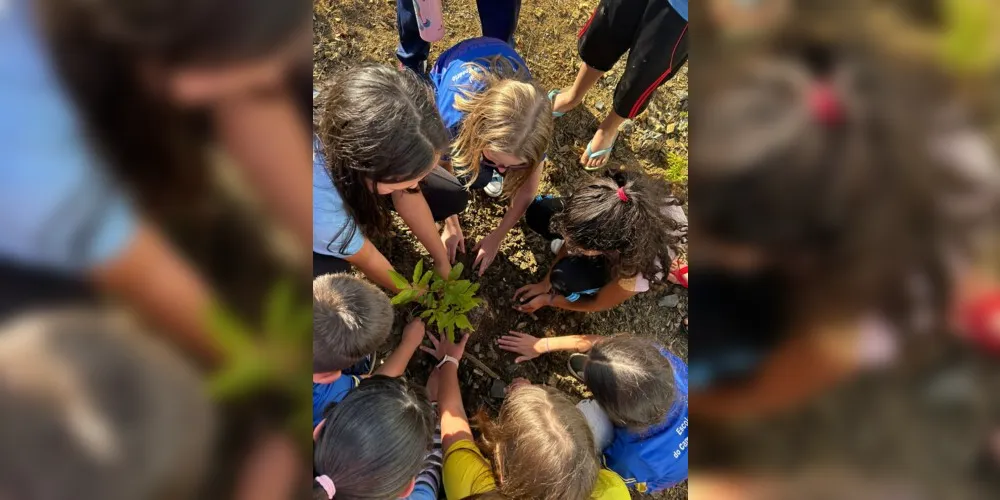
left=395, top=0, right=521, bottom=74
left=312, top=273, right=428, bottom=426
left=314, top=65, right=468, bottom=285
left=497, top=333, right=688, bottom=493
left=0, top=310, right=214, bottom=500
left=549, top=0, right=688, bottom=170
left=313, top=376, right=439, bottom=500
left=429, top=36, right=554, bottom=275
left=424, top=330, right=630, bottom=499
left=513, top=169, right=684, bottom=313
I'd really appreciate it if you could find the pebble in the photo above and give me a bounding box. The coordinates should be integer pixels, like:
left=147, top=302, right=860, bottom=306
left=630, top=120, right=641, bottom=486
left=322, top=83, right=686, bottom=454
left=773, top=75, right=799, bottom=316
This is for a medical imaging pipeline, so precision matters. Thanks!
left=665, top=122, right=678, bottom=134
left=474, top=344, right=481, bottom=354
left=473, top=368, right=484, bottom=377
left=659, top=294, right=680, bottom=308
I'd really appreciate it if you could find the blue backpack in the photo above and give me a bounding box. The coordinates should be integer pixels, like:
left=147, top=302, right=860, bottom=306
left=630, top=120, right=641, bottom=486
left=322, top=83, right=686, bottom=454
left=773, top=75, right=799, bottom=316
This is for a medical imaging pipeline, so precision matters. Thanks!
left=602, top=349, right=688, bottom=493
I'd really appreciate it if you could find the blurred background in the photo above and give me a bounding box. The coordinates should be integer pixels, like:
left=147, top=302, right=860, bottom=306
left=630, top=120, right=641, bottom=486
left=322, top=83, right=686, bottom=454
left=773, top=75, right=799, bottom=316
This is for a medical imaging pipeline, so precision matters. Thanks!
left=688, top=0, right=1000, bottom=498
left=1, top=0, right=312, bottom=498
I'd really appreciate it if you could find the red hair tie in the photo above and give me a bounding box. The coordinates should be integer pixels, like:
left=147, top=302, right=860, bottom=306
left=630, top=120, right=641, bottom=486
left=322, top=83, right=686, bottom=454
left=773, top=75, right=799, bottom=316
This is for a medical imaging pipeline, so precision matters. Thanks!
left=809, top=82, right=843, bottom=125
left=616, top=187, right=629, bottom=202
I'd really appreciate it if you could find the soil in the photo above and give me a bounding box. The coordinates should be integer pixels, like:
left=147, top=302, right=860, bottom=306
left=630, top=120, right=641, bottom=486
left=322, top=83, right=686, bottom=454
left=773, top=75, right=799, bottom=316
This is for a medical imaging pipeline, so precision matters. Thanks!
left=314, top=0, right=688, bottom=498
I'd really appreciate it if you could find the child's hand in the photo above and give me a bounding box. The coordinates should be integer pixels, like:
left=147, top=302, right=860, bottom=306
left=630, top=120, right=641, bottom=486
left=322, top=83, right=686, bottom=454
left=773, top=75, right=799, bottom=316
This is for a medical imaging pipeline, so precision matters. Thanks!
left=515, top=294, right=551, bottom=314
left=420, top=330, right=469, bottom=362
left=514, top=281, right=551, bottom=302
left=402, top=318, right=426, bottom=347
left=497, top=331, right=547, bottom=363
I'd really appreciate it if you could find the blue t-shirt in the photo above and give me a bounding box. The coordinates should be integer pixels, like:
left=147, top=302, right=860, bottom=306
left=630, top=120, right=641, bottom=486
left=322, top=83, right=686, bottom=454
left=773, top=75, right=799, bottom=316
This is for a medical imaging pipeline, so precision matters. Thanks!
left=429, top=37, right=530, bottom=139
left=312, top=374, right=361, bottom=427
left=313, top=136, right=364, bottom=258
left=0, top=0, right=136, bottom=271
left=669, top=0, right=688, bottom=21
left=603, top=349, right=688, bottom=493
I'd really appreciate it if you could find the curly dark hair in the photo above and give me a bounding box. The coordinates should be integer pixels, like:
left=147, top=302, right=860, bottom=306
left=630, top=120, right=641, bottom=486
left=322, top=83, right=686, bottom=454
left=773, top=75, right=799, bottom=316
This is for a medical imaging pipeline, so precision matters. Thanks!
left=314, top=65, right=450, bottom=250
left=552, top=169, right=681, bottom=284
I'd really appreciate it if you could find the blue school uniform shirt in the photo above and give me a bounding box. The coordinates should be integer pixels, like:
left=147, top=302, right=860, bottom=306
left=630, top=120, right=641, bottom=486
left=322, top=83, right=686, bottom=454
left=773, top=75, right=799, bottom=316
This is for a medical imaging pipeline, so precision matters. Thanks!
left=603, top=348, right=688, bottom=493
left=669, top=0, right=688, bottom=21
left=429, top=37, right=530, bottom=139
left=313, top=135, right=364, bottom=258
left=0, top=0, right=136, bottom=271
left=312, top=374, right=361, bottom=427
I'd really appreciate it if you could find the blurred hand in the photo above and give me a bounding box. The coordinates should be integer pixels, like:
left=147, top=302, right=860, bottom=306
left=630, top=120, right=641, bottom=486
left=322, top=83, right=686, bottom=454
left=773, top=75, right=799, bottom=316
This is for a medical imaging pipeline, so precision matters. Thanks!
left=472, top=231, right=502, bottom=276
left=514, top=280, right=551, bottom=303
left=420, top=330, right=470, bottom=362
left=233, top=431, right=301, bottom=500
left=514, top=294, right=551, bottom=314
left=402, top=318, right=426, bottom=347
left=441, top=215, right=465, bottom=264
left=497, top=331, right=546, bottom=363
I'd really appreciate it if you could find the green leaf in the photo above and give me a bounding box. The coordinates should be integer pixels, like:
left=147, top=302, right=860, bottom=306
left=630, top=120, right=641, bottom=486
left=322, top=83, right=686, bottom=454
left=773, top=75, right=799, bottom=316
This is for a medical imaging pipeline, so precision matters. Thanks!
left=208, top=357, right=270, bottom=399
left=391, top=289, right=419, bottom=305
left=419, top=271, right=433, bottom=287
left=389, top=270, right=411, bottom=290
left=941, top=0, right=994, bottom=73
left=431, top=279, right=446, bottom=292
left=455, top=315, right=472, bottom=330
left=263, top=279, right=294, bottom=342
left=427, top=316, right=437, bottom=326
left=412, top=260, right=424, bottom=283
left=446, top=324, right=455, bottom=343
left=469, top=283, right=480, bottom=294
left=420, top=309, right=434, bottom=318
left=449, top=262, right=464, bottom=281
left=207, top=303, right=255, bottom=357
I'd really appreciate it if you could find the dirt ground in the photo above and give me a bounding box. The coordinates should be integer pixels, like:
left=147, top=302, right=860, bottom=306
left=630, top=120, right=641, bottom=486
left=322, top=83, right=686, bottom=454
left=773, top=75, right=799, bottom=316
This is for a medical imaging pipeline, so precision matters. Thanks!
left=314, top=0, right=688, bottom=498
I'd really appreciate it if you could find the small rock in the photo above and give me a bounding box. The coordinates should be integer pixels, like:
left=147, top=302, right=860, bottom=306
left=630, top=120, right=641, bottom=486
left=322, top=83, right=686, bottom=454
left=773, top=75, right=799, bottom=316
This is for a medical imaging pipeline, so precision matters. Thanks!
left=474, top=344, right=481, bottom=354
left=516, top=321, right=528, bottom=330
left=490, top=379, right=508, bottom=399
left=659, top=294, right=680, bottom=308
left=473, top=368, right=484, bottom=377
left=665, top=122, right=678, bottom=134
left=621, top=121, right=634, bottom=134
left=595, top=101, right=605, bottom=111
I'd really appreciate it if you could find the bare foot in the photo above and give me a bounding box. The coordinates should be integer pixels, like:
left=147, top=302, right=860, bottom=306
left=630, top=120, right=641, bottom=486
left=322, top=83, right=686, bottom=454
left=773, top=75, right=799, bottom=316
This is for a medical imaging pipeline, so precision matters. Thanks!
left=580, top=127, right=617, bottom=169
left=552, top=88, right=581, bottom=115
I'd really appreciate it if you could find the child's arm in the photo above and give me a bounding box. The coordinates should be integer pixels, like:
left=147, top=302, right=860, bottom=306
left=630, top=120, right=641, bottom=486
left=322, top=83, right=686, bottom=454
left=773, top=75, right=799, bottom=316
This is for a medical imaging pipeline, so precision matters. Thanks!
left=392, top=189, right=453, bottom=278
left=375, top=319, right=427, bottom=377
left=515, top=281, right=637, bottom=314
left=497, top=332, right=605, bottom=363
left=90, top=222, right=224, bottom=367
left=343, top=238, right=402, bottom=292
left=473, top=163, right=543, bottom=276
left=426, top=332, right=473, bottom=452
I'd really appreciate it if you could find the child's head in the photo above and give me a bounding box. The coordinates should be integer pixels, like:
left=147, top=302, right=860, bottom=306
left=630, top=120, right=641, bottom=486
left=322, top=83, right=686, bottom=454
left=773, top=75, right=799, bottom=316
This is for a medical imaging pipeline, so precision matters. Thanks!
left=313, top=376, right=435, bottom=500
left=451, top=58, right=553, bottom=198
left=584, top=336, right=678, bottom=430
left=315, top=65, right=450, bottom=240
left=0, top=310, right=213, bottom=500
left=313, top=273, right=393, bottom=374
left=552, top=169, right=679, bottom=281
left=477, top=385, right=600, bottom=500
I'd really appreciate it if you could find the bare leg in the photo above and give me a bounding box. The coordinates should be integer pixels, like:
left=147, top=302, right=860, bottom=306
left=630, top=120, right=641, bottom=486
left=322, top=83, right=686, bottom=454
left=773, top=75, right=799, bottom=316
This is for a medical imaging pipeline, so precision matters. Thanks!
left=580, top=111, right=627, bottom=169
left=552, top=63, right=605, bottom=114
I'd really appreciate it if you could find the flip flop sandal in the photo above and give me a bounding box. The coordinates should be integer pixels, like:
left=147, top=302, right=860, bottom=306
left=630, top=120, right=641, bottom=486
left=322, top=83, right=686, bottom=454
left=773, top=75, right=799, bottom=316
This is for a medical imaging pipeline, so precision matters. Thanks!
left=548, top=89, right=566, bottom=118
left=582, top=135, right=617, bottom=172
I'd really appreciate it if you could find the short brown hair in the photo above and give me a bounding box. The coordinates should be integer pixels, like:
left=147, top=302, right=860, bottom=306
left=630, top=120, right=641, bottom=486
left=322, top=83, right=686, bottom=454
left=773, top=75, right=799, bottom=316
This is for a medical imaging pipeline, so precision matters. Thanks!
left=313, top=274, right=393, bottom=373
left=585, top=336, right=678, bottom=430
left=476, top=386, right=600, bottom=500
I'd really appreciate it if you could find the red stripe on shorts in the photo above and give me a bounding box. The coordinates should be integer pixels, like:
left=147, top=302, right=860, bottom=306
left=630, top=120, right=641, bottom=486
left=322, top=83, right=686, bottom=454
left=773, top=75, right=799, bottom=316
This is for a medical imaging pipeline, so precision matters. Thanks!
left=578, top=7, right=598, bottom=38
left=628, top=23, right=688, bottom=118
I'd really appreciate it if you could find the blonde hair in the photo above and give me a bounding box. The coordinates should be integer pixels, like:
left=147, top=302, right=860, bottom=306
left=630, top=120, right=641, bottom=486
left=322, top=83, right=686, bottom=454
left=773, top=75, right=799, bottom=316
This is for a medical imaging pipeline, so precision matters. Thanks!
left=451, top=57, right=554, bottom=198
left=474, top=386, right=600, bottom=500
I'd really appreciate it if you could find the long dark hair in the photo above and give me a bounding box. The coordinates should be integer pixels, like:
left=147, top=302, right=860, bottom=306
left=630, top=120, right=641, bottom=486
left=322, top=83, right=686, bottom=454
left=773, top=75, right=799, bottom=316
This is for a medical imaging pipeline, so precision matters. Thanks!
left=314, top=65, right=449, bottom=249
left=313, top=376, right=435, bottom=500
left=552, top=169, right=680, bottom=283
left=37, top=0, right=309, bottom=214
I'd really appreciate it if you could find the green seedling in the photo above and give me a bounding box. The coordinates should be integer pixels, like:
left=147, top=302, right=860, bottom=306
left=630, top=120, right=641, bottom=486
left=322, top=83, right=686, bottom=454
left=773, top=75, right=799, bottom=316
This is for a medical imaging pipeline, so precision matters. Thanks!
left=389, top=260, right=482, bottom=342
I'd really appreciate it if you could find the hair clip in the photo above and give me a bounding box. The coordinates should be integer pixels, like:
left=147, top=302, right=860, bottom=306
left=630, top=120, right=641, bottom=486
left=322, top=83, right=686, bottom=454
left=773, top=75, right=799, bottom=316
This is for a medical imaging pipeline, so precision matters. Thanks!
left=617, top=187, right=629, bottom=202
left=316, top=475, right=336, bottom=499
left=809, top=82, right=843, bottom=126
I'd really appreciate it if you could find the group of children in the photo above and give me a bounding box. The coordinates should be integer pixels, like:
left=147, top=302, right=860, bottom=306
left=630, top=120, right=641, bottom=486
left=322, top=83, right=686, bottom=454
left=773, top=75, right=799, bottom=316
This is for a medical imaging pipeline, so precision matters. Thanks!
left=312, top=273, right=688, bottom=499
left=312, top=1, right=690, bottom=498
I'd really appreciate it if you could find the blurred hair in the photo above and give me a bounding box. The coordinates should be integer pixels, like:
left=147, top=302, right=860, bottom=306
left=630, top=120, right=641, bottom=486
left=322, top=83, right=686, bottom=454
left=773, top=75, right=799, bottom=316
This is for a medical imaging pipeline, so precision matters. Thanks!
left=312, top=273, right=393, bottom=373
left=313, top=376, right=435, bottom=500
left=314, top=65, right=450, bottom=248
left=38, top=0, right=309, bottom=213
left=690, top=36, right=991, bottom=329
left=585, top=336, right=679, bottom=430
left=451, top=57, right=553, bottom=198
left=552, top=169, right=680, bottom=282
left=0, top=310, right=212, bottom=500
left=474, top=385, right=600, bottom=500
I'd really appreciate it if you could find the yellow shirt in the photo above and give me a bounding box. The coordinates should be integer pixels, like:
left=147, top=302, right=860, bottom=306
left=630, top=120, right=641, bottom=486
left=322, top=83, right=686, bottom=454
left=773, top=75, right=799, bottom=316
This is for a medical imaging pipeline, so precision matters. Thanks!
left=442, top=439, right=630, bottom=500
